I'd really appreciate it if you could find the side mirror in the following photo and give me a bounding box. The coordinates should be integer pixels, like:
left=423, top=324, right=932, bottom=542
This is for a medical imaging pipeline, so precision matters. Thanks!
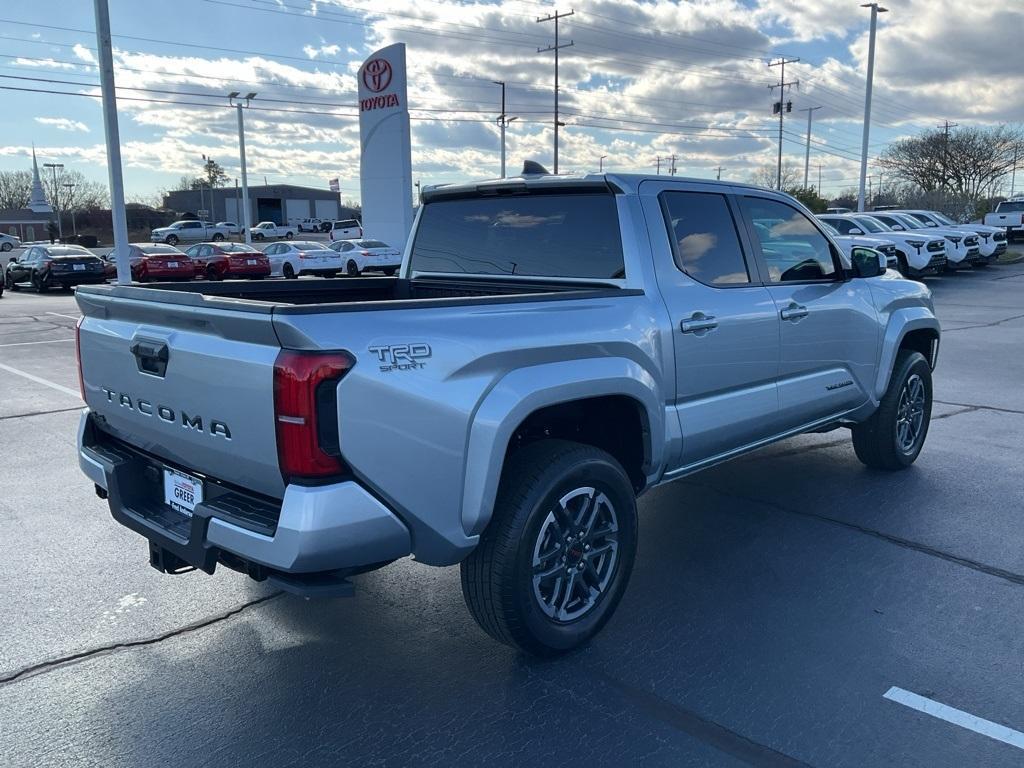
left=925, top=221, right=937, bottom=227
left=849, top=227, right=864, bottom=235
left=891, top=224, right=904, bottom=231
left=852, top=247, right=886, bottom=278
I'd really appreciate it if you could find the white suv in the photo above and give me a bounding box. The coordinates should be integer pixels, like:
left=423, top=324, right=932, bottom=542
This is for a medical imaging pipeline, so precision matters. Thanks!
left=329, top=219, right=363, bottom=242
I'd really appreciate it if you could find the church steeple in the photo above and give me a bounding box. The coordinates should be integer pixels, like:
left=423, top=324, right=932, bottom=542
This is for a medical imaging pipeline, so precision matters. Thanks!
left=27, top=145, right=53, bottom=213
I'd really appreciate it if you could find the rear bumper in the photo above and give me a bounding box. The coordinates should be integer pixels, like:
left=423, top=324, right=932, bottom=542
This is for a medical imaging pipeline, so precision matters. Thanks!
left=78, top=411, right=412, bottom=590
left=50, top=273, right=107, bottom=286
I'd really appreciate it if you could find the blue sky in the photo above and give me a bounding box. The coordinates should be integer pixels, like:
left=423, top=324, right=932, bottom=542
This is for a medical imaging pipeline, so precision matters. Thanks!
left=1, top=0, right=1019, bottom=202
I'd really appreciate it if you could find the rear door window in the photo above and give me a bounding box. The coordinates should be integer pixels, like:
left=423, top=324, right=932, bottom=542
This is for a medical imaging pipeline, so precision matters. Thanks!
left=410, top=193, right=624, bottom=279
left=660, top=191, right=750, bottom=286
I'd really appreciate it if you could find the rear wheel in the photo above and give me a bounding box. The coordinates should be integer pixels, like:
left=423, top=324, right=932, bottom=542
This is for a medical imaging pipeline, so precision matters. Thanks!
left=461, top=440, right=638, bottom=656
left=346, top=260, right=360, bottom=277
left=1, top=242, right=12, bottom=252
left=852, top=350, right=932, bottom=470
left=212, top=233, right=224, bottom=242
left=166, top=235, right=178, bottom=246
left=282, top=263, right=296, bottom=279
left=255, top=233, right=265, bottom=241
left=285, top=231, right=294, bottom=240
left=206, top=265, right=221, bottom=281
left=383, top=267, right=396, bottom=276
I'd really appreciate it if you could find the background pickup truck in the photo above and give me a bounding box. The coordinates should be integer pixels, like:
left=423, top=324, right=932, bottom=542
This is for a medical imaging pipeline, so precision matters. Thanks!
left=150, top=220, right=230, bottom=245
left=249, top=221, right=296, bottom=240
left=76, top=170, right=940, bottom=655
left=984, top=199, right=1024, bottom=240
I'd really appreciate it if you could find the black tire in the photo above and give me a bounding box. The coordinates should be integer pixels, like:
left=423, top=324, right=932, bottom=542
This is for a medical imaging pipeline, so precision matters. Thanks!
left=284, top=231, right=294, bottom=240
left=282, top=263, right=296, bottom=279
left=461, top=439, right=638, bottom=656
left=166, top=235, right=178, bottom=246
left=852, top=350, right=932, bottom=470
left=206, top=265, right=221, bottom=281
left=382, top=267, right=396, bottom=276
left=212, top=233, right=224, bottom=242
left=255, top=233, right=264, bottom=241
left=896, top=252, right=910, bottom=278
left=1, top=242, right=11, bottom=252
left=346, top=260, right=360, bottom=277
left=4, top=269, right=16, bottom=291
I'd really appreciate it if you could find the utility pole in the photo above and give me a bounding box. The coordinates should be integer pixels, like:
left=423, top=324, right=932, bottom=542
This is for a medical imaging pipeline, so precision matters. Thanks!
left=655, top=156, right=662, bottom=175
left=537, top=9, right=574, bottom=174
left=494, top=81, right=507, bottom=178
left=715, top=166, right=724, bottom=181
left=817, top=163, right=822, bottom=194
left=768, top=56, right=799, bottom=191
left=1011, top=146, right=1018, bottom=198
left=94, top=0, right=130, bottom=283
left=229, top=92, right=256, bottom=244
left=669, top=154, right=677, bottom=176
left=599, top=155, right=607, bottom=172
left=799, top=106, right=821, bottom=188
left=63, top=182, right=77, bottom=234
left=858, top=3, right=887, bottom=212
left=938, top=119, right=958, bottom=194
left=43, top=162, right=64, bottom=239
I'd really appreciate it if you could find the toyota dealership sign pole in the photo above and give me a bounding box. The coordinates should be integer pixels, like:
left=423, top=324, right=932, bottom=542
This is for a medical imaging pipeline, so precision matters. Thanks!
left=358, top=44, right=413, bottom=254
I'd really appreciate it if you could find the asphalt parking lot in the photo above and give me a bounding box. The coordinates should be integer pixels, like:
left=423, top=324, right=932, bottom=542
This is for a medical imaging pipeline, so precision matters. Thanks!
left=2, top=257, right=1024, bottom=767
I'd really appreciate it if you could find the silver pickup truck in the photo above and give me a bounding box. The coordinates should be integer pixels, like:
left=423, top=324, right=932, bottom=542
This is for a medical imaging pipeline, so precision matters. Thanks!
left=75, top=170, right=940, bottom=655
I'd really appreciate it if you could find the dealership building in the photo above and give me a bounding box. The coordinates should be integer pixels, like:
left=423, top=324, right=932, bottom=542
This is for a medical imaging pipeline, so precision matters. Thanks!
left=162, top=183, right=355, bottom=225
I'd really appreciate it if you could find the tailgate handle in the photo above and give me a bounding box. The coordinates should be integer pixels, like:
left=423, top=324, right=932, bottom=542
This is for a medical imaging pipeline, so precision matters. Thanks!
left=130, top=338, right=169, bottom=377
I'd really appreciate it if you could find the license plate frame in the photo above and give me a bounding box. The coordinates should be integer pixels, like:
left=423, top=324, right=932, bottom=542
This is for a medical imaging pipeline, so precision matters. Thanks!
left=163, top=468, right=203, bottom=516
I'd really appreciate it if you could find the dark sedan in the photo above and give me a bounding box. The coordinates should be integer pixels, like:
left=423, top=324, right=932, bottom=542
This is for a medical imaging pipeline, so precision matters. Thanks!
left=3, top=244, right=106, bottom=292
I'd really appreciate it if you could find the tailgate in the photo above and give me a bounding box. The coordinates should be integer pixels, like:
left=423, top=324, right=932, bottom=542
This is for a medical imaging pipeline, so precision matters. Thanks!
left=76, top=287, right=285, bottom=498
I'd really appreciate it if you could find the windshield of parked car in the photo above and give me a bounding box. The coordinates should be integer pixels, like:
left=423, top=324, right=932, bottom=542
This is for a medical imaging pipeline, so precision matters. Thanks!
left=893, top=214, right=926, bottom=230
left=410, top=192, right=625, bottom=279
left=852, top=216, right=886, bottom=234
left=930, top=212, right=957, bottom=226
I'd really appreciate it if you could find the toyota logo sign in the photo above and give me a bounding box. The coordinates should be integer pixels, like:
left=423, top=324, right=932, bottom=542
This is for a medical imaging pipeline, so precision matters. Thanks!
left=362, top=58, right=393, bottom=93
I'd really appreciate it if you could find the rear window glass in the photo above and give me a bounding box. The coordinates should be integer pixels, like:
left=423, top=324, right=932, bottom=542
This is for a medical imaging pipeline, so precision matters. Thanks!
left=410, top=193, right=624, bottom=279
left=141, top=245, right=180, bottom=254
left=335, top=220, right=359, bottom=227
left=49, top=246, right=92, bottom=256
left=998, top=201, right=1024, bottom=212
left=357, top=240, right=388, bottom=248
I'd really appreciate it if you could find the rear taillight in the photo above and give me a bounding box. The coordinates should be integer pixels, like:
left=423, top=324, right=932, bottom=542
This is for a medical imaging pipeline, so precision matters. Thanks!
left=361, top=251, right=371, bottom=257
left=75, top=316, right=85, bottom=400
left=273, top=350, right=354, bottom=483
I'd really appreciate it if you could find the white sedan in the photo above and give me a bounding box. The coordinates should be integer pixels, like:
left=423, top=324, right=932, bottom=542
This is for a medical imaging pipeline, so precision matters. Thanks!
left=263, top=240, right=341, bottom=279
left=329, top=239, right=401, bottom=276
left=0, top=232, right=22, bottom=252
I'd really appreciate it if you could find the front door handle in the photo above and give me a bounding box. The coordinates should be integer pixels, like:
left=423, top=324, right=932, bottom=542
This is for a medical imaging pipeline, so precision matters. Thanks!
left=780, top=304, right=809, bottom=321
left=680, top=313, right=718, bottom=334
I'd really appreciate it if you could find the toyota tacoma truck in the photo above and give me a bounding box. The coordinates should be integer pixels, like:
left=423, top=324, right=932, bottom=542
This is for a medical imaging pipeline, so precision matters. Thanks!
left=75, top=169, right=940, bottom=655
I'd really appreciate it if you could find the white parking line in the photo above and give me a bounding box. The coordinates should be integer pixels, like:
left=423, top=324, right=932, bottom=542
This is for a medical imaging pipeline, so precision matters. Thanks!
left=0, top=362, right=81, bottom=398
left=46, top=311, right=81, bottom=321
left=884, top=686, right=1024, bottom=751
left=0, top=338, right=75, bottom=348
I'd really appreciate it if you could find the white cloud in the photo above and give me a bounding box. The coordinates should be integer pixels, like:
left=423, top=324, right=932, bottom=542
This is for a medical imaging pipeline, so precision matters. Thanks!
left=72, top=43, right=97, bottom=65
left=303, top=43, right=342, bottom=59
left=35, top=117, right=90, bottom=133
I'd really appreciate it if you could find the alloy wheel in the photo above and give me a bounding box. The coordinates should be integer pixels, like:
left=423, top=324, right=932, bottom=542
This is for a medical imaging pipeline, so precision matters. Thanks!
left=531, top=486, right=620, bottom=623
left=896, top=373, right=926, bottom=454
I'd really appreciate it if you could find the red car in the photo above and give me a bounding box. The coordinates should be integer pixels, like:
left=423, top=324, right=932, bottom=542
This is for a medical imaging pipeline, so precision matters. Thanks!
left=185, top=242, right=271, bottom=280
left=102, top=243, right=194, bottom=282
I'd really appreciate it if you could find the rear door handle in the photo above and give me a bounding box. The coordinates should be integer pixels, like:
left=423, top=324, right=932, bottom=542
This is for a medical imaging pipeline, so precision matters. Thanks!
left=680, top=313, right=718, bottom=334
left=780, top=304, right=809, bottom=321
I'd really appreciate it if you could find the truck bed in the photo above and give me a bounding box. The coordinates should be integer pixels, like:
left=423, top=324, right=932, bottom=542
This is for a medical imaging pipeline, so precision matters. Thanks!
left=75, top=276, right=629, bottom=314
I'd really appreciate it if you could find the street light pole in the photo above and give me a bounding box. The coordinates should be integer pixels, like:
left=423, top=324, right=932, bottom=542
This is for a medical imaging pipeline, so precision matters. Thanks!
left=43, top=162, right=64, bottom=239
left=229, top=92, right=256, bottom=244
left=94, top=0, right=131, bottom=283
left=858, top=3, right=888, bottom=212
left=599, top=155, right=607, bottom=172
left=494, top=81, right=507, bottom=178
left=799, top=106, right=821, bottom=188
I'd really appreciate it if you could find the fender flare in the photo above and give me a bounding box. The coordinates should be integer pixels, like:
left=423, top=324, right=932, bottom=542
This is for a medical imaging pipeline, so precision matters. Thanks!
left=874, top=308, right=940, bottom=400
left=460, top=357, right=664, bottom=538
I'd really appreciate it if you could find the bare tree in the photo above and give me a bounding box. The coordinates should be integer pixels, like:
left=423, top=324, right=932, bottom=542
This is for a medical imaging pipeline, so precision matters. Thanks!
left=41, top=170, right=108, bottom=212
left=879, top=125, right=1024, bottom=201
left=748, top=163, right=801, bottom=191
left=0, top=170, right=33, bottom=210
